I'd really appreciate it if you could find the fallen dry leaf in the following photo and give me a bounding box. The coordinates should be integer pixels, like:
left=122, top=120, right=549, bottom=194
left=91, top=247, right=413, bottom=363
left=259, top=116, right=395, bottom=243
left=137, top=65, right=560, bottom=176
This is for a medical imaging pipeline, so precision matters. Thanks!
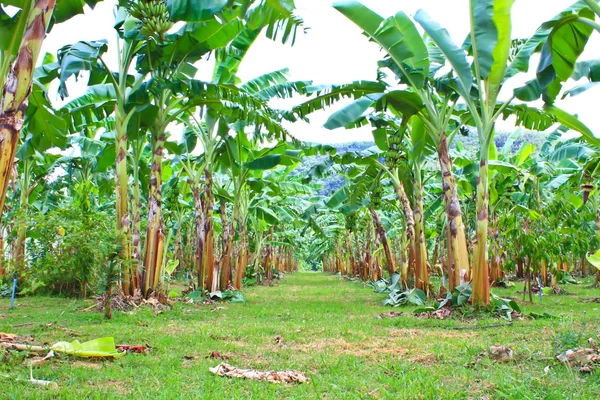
left=24, top=350, right=55, bottom=366
left=274, top=335, right=284, bottom=345
left=489, top=346, right=514, bottom=362
left=377, top=311, right=403, bottom=319
left=557, top=347, right=600, bottom=373
left=206, top=351, right=229, bottom=361
left=116, top=344, right=151, bottom=354
left=209, top=362, right=309, bottom=384
left=0, top=332, right=17, bottom=343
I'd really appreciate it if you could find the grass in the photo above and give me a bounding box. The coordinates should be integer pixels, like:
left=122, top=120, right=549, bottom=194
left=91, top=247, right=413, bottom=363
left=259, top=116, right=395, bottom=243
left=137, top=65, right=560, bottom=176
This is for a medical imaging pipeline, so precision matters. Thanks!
left=1, top=272, right=600, bottom=399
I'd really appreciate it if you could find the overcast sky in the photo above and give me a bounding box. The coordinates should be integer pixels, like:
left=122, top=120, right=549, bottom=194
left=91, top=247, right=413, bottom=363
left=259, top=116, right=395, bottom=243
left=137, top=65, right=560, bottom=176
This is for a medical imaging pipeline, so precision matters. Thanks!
left=41, top=0, right=600, bottom=143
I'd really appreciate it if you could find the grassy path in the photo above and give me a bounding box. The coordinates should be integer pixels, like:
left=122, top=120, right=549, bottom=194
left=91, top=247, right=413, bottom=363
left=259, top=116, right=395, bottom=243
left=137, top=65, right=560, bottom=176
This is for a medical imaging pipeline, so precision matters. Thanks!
left=1, top=272, right=600, bottom=399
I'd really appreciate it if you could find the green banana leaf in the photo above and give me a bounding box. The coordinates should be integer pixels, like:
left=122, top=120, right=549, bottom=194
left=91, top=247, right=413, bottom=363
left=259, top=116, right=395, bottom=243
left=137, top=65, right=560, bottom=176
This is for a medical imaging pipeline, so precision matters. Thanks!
left=587, top=249, right=600, bottom=271
left=51, top=337, right=125, bottom=358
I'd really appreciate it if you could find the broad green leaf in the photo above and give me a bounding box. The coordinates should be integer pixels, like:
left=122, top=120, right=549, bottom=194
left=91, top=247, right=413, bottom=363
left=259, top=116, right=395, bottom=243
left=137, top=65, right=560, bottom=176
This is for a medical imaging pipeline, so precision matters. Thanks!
left=489, top=160, right=517, bottom=174
left=506, top=0, right=588, bottom=79
left=51, top=337, right=125, bottom=358
left=244, top=154, right=282, bottom=170
left=470, top=0, right=498, bottom=79
left=414, top=10, right=473, bottom=99
left=514, top=143, right=536, bottom=167
left=333, top=2, right=429, bottom=88
left=410, top=116, right=427, bottom=163
left=537, top=8, right=594, bottom=103
left=544, top=105, right=600, bottom=147
left=326, top=187, right=348, bottom=208
left=487, top=0, right=515, bottom=100
left=167, top=0, right=228, bottom=22
left=587, top=249, right=600, bottom=271
left=372, top=128, right=388, bottom=151
left=383, top=90, right=424, bottom=118
left=324, top=94, right=383, bottom=130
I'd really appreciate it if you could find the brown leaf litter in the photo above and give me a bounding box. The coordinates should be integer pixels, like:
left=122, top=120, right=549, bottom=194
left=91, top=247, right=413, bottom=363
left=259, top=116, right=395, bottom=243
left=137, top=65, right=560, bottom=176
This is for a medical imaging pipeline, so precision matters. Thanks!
left=556, top=334, right=600, bottom=373
left=579, top=298, right=600, bottom=303
left=206, top=351, right=229, bottom=361
left=377, top=311, right=403, bottom=319
left=87, top=289, right=172, bottom=314
left=423, top=308, right=453, bottom=320
left=209, top=362, right=309, bottom=383
left=116, top=344, right=151, bottom=354
left=466, top=345, right=514, bottom=367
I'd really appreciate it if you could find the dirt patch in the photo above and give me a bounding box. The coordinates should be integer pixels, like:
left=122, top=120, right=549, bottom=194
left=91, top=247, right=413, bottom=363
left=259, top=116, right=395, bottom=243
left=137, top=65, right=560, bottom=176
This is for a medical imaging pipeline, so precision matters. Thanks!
left=291, top=337, right=410, bottom=360
left=72, top=361, right=102, bottom=370
left=408, top=353, right=438, bottom=366
left=96, top=379, right=131, bottom=395
left=389, top=328, right=476, bottom=339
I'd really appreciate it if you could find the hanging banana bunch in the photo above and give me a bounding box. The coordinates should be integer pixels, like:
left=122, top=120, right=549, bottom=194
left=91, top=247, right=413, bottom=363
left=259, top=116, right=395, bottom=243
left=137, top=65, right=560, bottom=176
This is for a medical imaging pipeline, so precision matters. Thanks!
left=344, top=212, right=357, bottom=232
left=129, top=0, right=173, bottom=40
left=370, top=184, right=383, bottom=209
left=385, top=130, right=403, bottom=169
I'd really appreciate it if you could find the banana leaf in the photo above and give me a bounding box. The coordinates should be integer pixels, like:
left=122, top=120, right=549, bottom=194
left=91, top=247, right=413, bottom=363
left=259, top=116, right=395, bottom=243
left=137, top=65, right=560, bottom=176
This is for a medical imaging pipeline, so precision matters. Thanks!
left=587, top=249, right=600, bottom=271
left=51, top=337, right=125, bottom=358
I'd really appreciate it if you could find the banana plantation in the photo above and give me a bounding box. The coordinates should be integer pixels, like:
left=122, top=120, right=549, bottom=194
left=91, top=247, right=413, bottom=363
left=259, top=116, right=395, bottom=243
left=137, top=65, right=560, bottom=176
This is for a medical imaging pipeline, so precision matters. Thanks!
left=1, top=0, right=600, bottom=397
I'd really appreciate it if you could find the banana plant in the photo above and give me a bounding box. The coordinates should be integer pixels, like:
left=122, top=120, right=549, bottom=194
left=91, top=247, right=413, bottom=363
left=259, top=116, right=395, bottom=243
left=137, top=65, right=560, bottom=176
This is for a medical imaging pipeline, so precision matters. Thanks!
left=0, top=0, right=105, bottom=234
left=331, top=1, right=471, bottom=291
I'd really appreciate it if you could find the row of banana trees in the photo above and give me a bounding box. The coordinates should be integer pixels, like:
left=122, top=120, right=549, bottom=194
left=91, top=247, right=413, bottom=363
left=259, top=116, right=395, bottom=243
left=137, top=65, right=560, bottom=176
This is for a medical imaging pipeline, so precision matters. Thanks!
left=0, top=0, right=599, bottom=306
left=0, top=0, right=332, bottom=298
left=309, top=0, right=600, bottom=304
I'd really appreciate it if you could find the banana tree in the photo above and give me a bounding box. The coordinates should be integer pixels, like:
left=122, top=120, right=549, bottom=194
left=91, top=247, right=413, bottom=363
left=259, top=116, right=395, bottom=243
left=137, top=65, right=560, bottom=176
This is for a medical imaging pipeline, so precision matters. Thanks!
left=0, top=0, right=107, bottom=234
left=331, top=0, right=471, bottom=291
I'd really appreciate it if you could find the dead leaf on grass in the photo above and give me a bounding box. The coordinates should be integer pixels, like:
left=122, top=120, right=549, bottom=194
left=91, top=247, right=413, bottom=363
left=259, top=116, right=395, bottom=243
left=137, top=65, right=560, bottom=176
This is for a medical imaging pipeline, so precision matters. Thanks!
left=466, top=346, right=514, bottom=367
left=0, top=332, right=17, bottom=343
left=557, top=348, right=600, bottom=373
left=489, top=346, right=514, bottom=362
left=116, top=344, right=151, bottom=354
left=206, top=351, right=229, bottom=361
left=274, top=335, right=283, bottom=345
left=377, top=311, right=403, bottom=319
left=209, top=362, right=309, bottom=384
left=23, top=350, right=55, bottom=366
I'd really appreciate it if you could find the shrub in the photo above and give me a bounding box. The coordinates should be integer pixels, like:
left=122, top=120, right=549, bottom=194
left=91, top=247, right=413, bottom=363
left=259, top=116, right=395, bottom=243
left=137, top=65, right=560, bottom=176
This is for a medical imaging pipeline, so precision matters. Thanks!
left=25, top=206, right=120, bottom=297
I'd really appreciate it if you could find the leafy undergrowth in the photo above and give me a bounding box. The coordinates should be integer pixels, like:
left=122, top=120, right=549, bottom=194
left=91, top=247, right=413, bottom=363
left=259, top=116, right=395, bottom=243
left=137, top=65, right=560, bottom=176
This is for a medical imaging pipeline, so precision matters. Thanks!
left=1, top=272, right=599, bottom=399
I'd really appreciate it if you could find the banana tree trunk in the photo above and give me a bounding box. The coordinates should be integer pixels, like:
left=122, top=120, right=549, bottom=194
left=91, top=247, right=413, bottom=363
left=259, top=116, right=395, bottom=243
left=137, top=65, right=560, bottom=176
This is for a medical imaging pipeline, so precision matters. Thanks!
left=219, top=202, right=233, bottom=291
left=596, top=207, right=600, bottom=284
left=369, top=208, right=395, bottom=279
left=0, top=225, right=4, bottom=277
left=192, top=181, right=205, bottom=291
left=393, top=183, right=418, bottom=287
left=345, top=234, right=355, bottom=277
left=233, top=226, right=248, bottom=289
left=116, top=104, right=135, bottom=294
left=204, top=171, right=216, bottom=292
left=472, top=155, right=491, bottom=306
left=131, top=149, right=143, bottom=291
left=141, top=130, right=165, bottom=297
left=0, top=0, right=54, bottom=236
left=363, top=220, right=372, bottom=281
left=353, top=229, right=362, bottom=278
left=438, top=133, right=470, bottom=291
left=413, top=172, right=429, bottom=292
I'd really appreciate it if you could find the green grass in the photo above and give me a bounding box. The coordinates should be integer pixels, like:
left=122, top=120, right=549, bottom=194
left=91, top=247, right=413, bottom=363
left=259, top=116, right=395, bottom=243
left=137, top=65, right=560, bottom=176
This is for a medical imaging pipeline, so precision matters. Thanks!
left=1, top=272, right=600, bottom=399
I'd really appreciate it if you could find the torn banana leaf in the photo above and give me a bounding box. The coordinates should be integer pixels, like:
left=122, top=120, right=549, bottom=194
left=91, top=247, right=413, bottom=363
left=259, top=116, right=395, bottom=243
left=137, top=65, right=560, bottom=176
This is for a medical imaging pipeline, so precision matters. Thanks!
left=51, top=337, right=125, bottom=358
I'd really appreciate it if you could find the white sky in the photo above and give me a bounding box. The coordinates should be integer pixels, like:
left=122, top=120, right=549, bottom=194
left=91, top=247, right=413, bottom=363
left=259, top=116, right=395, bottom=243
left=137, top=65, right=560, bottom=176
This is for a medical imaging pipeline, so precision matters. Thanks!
left=41, top=0, right=600, bottom=143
